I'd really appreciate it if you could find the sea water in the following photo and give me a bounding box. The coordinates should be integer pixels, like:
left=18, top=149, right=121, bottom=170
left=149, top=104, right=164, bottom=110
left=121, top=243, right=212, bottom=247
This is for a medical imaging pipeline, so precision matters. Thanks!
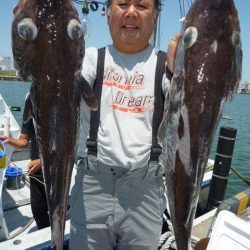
left=0, top=81, right=31, bottom=127
left=0, top=80, right=249, bottom=198
left=209, top=93, right=250, bottom=198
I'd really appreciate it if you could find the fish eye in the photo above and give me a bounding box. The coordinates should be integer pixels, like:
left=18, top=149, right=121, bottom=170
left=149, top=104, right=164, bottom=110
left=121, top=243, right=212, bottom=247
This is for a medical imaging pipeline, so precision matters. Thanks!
left=183, top=26, right=198, bottom=49
left=232, top=31, right=241, bottom=47
left=67, top=19, right=83, bottom=40
left=17, top=18, right=38, bottom=41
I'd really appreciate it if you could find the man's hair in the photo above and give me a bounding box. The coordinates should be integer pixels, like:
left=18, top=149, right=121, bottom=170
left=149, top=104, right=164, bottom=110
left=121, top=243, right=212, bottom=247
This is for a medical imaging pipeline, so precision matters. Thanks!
left=106, top=0, right=163, bottom=13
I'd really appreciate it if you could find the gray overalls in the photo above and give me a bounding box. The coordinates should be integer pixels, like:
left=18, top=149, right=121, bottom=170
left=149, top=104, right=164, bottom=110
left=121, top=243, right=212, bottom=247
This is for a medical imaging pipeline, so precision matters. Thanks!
left=69, top=48, right=170, bottom=250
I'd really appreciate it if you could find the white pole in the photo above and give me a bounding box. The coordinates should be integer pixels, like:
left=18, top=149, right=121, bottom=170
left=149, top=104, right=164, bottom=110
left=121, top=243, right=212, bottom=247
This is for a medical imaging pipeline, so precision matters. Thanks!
left=3, top=116, right=10, bottom=137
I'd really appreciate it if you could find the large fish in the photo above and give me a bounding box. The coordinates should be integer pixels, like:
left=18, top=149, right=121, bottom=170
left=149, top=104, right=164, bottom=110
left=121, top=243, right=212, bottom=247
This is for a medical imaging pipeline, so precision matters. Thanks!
left=158, top=0, right=242, bottom=249
left=12, top=0, right=97, bottom=249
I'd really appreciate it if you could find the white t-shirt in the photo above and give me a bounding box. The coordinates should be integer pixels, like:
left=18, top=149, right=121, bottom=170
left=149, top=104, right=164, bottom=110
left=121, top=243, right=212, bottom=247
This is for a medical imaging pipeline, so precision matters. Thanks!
left=77, top=44, right=170, bottom=170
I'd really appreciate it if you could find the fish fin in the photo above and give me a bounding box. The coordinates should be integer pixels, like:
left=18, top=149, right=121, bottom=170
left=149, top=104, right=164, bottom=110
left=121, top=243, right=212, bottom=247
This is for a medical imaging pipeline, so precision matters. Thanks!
left=13, top=0, right=26, bottom=16
left=157, top=93, right=171, bottom=145
left=77, top=75, right=98, bottom=110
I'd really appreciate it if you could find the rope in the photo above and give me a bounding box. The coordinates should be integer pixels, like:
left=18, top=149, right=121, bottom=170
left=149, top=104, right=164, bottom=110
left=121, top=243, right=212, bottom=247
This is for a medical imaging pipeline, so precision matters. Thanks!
left=158, top=211, right=200, bottom=250
left=230, top=165, right=250, bottom=186
left=158, top=212, right=177, bottom=250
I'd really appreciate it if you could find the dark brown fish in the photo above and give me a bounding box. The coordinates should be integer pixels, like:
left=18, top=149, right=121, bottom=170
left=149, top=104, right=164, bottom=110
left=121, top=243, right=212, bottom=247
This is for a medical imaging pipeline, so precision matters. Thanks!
left=12, top=0, right=97, bottom=249
left=158, top=0, right=242, bottom=249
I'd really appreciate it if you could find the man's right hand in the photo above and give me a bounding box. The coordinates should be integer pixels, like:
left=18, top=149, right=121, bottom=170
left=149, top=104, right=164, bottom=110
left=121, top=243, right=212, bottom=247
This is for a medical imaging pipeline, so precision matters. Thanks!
left=166, top=33, right=182, bottom=73
left=0, top=135, right=12, bottom=144
left=0, top=133, right=29, bottom=149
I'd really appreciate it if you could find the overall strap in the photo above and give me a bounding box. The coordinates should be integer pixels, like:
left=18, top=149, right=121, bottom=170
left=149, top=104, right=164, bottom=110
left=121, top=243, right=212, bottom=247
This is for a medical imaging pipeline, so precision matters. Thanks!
left=150, top=50, right=170, bottom=162
left=87, top=47, right=106, bottom=155
left=87, top=48, right=171, bottom=160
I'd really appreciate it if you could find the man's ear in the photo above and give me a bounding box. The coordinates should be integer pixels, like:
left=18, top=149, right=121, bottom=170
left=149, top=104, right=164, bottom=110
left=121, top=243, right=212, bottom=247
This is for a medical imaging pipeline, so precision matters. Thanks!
left=106, top=8, right=111, bottom=24
left=106, top=8, right=111, bottom=17
left=153, top=11, right=158, bottom=25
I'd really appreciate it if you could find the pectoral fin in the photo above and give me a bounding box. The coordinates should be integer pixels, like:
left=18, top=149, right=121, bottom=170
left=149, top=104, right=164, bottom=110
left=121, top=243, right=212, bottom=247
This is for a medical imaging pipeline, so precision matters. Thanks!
left=77, top=75, right=98, bottom=110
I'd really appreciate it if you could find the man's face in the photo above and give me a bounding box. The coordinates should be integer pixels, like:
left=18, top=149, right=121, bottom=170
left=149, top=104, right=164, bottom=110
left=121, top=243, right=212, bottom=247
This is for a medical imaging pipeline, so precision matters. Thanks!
left=107, top=0, right=157, bottom=53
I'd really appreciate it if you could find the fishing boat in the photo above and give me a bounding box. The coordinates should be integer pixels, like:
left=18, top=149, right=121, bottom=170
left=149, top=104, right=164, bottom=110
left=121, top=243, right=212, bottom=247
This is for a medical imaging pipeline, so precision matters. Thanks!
left=222, top=115, right=233, bottom=120
left=0, top=93, right=249, bottom=249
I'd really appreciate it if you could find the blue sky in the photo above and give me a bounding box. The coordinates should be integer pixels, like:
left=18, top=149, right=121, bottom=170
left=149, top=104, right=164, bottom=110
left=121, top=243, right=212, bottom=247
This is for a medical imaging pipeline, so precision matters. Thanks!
left=0, top=0, right=249, bottom=82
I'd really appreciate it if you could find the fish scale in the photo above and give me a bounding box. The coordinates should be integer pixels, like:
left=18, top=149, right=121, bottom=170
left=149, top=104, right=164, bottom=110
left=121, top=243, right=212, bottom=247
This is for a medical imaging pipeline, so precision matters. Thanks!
left=158, top=0, right=242, bottom=249
left=12, top=0, right=97, bottom=249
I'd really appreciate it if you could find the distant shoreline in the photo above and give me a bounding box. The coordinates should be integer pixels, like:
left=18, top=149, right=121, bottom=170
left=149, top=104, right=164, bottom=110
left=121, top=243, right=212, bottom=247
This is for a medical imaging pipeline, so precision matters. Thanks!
left=0, top=76, right=21, bottom=81
left=0, top=70, right=20, bottom=81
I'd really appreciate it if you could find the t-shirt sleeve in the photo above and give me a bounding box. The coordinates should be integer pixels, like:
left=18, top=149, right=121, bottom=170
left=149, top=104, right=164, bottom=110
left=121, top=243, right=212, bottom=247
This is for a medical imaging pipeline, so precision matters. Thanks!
left=81, top=47, right=98, bottom=87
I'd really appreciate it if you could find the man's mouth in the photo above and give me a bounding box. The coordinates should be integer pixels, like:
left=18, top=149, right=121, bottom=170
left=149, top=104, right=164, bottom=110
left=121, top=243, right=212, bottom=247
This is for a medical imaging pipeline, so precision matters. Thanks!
left=122, top=24, right=138, bottom=30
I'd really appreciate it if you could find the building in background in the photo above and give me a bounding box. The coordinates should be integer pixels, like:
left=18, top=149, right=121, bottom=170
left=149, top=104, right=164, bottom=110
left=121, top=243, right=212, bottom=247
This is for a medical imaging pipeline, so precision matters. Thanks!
left=239, top=82, right=250, bottom=93
left=0, top=56, right=12, bottom=71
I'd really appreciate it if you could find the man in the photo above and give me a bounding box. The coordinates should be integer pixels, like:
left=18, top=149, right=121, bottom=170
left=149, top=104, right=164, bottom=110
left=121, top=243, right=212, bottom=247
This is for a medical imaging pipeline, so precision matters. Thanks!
left=0, top=94, right=50, bottom=230
left=69, top=0, right=175, bottom=249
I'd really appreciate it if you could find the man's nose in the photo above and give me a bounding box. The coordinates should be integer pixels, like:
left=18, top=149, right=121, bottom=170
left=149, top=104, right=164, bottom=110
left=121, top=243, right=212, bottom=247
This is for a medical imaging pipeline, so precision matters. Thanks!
left=125, top=4, right=138, bottom=17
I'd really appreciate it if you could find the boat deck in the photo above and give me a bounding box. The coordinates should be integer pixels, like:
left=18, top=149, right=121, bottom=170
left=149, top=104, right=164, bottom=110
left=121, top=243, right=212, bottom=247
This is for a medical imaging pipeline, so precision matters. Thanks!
left=1, top=160, right=36, bottom=238
left=193, top=201, right=250, bottom=247
left=1, top=159, right=250, bottom=249
left=0, top=159, right=75, bottom=249
left=193, top=209, right=216, bottom=239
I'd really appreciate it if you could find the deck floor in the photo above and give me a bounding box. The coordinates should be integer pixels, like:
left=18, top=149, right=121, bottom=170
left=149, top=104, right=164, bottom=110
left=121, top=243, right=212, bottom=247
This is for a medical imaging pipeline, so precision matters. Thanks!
left=1, top=160, right=37, bottom=240
left=1, top=159, right=250, bottom=249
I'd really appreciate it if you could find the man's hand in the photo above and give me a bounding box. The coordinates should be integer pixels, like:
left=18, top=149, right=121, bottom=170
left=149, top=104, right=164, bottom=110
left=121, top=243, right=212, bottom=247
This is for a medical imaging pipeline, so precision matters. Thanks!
left=28, top=159, right=41, bottom=175
left=0, top=135, right=11, bottom=144
left=193, top=238, right=210, bottom=250
left=166, top=33, right=182, bottom=73
left=0, top=133, right=29, bottom=149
